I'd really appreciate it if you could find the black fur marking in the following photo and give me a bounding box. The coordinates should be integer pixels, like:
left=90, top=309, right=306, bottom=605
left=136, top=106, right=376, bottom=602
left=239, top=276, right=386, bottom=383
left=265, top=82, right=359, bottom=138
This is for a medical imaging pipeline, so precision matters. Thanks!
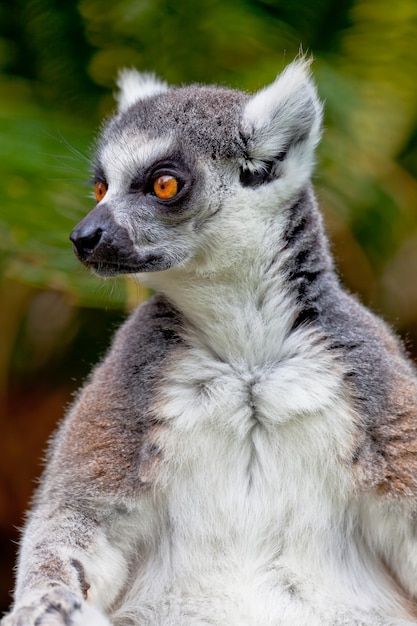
left=282, top=191, right=313, bottom=247
left=291, top=306, right=319, bottom=330
left=35, top=592, right=82, bottom=626
left=70, top=559, right=90, bottom=600
left=281, top=190, right=332, bottom=330
left=239, top=165, right=272, bottom=187
left=239, top=152, right=287, bottom=188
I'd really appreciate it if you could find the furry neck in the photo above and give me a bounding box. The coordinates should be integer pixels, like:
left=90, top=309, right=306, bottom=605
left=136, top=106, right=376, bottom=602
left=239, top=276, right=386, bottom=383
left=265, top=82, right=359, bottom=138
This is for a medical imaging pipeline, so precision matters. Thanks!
left=142, top=187, right=336, bottom=363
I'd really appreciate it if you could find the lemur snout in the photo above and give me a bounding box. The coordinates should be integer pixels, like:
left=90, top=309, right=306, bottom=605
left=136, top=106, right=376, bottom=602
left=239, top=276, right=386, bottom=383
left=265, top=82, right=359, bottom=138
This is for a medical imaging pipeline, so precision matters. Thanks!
left=70, top=204, right=171, bottom=275
left=70, top=223, right=103, bottom=261
left=70, top=205, right=137, bottom=273
left=70, top=205, right=109, bottom=261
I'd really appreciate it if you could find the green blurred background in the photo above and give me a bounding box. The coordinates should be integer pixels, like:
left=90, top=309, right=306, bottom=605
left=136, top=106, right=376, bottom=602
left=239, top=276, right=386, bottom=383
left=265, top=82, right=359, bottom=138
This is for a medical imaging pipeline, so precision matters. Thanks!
left=1, top=0, right=417, bottom=611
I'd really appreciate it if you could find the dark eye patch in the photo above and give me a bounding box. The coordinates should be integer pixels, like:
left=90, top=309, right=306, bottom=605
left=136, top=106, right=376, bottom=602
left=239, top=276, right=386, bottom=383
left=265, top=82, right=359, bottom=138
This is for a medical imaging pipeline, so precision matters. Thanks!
left=128, top=156, right=192, bottom=204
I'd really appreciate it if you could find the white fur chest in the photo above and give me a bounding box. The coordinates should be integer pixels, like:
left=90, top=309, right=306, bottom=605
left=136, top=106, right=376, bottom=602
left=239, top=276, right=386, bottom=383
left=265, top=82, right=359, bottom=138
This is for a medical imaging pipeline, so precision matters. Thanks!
left=113, top=327, right=414, bottom=625
left=156, top=328, right=353, bottom=557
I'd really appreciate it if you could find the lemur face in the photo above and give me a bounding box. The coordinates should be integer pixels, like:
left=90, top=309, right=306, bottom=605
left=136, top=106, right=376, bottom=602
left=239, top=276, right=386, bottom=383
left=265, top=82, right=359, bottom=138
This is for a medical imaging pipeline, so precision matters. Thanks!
left=70, top=86, right=248, bottom=277
left=70, top=62, right=322, bottom=277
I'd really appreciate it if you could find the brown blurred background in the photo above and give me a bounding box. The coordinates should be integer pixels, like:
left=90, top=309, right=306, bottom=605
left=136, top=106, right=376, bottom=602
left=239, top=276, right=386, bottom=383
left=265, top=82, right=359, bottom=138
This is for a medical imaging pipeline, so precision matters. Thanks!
left=1, top=0, right=417, bottom=613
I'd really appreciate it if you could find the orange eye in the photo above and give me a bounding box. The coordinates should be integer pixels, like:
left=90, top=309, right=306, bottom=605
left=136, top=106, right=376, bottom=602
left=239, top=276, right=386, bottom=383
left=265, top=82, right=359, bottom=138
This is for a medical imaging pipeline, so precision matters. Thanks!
left=94, top=181, right=107, bottom=202
left=153, top=175, right=179, bottom=200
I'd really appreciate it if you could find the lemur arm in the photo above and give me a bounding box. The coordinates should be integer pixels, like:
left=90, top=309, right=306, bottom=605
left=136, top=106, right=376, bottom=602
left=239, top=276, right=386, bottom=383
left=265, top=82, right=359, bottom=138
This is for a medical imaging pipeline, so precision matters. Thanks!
left=351, top=342, right=417, bottom=601
left=3, top=372, right=155, bottom=626
left=4, top=503, right=127, bottom=626
left=2, top=297, right=180, bottom=626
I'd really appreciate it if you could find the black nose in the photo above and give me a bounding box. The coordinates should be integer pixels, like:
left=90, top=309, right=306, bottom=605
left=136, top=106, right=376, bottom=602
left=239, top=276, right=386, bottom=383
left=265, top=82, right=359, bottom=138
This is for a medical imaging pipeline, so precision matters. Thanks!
left=70, top=224, right=103, bottom=261
left=70, top=205, right=137, bottom=271
left=70, top=223, right=104, bottom=260
left=70, top=204, right=111, bottom=261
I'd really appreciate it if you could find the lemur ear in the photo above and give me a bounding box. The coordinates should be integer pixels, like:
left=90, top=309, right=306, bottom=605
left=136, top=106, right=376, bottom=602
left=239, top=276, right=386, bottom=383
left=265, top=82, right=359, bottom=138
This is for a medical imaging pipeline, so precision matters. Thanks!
left=115, top=69, right=168, bottom=113
left=240, top=59, right=322, bottom=177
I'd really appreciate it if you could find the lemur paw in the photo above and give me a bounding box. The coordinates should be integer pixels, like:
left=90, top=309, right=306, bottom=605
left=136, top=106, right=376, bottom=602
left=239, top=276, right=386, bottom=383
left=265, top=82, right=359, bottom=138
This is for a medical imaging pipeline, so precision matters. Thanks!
left=1, top=588, right=111, bottom=626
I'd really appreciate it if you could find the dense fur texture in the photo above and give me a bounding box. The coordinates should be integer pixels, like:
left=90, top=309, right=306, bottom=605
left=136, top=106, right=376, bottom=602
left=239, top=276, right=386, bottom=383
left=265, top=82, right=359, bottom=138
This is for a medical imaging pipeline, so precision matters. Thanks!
left=3, top=60, right=417, bottom=626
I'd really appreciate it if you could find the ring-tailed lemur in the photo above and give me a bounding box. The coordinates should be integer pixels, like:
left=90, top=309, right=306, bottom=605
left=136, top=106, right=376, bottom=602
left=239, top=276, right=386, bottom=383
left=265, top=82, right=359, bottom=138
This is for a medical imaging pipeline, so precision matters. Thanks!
left=3, top=60, right=417, bottom=626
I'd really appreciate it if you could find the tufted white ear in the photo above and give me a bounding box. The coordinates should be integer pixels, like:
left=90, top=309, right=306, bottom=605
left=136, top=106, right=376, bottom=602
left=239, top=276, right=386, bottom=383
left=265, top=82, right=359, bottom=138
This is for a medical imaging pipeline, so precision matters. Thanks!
left=241, top=59, right=323, bottom=173
left=115, top=69, right=168, bottom=113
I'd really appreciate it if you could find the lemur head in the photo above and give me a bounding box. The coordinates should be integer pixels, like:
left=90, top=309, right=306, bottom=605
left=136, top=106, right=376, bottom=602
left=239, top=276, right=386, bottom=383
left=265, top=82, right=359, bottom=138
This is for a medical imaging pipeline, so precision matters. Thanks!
left=70, top=59, right=322, bottom=279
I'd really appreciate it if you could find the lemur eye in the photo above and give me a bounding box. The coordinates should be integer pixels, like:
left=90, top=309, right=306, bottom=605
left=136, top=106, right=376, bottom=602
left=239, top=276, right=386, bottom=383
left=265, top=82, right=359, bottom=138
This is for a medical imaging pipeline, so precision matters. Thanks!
left=153, top=175, right=179, bottom=200
left=94, top=181, right=108, bottom=202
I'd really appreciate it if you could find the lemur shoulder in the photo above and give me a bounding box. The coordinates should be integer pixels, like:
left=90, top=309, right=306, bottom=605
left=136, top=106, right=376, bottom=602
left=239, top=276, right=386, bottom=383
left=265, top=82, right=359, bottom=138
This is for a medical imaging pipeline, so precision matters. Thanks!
left=3, top=60, right=417, bottom=626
